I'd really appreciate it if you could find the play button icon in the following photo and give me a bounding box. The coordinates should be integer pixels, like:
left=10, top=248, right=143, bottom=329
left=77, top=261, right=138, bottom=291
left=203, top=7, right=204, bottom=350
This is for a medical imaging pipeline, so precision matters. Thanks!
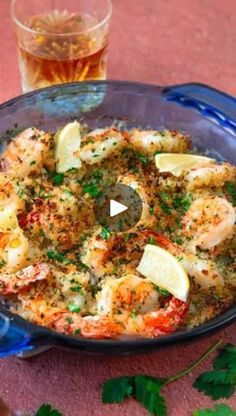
left=94, top=183, right=143, bottom=232
left=110, top=199, right=128, bottom=217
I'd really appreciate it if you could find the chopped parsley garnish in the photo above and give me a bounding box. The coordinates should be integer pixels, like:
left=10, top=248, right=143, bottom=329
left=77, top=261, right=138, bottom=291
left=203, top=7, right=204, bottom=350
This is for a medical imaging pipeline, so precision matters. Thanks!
left=77, top=257, right=89, bottom=271
left=136, top=151, right=149, bottom=164
left=0, top=259, right=6, bottom=269
left=92, top=169, right=103, bottom=182
left=29, top=160, right=36, bottom=166
left=148, top=236, right=156, bottom=245
left=89, top=284, right=101, bottom=298
left=130, top=310, right=138, bottom=318
left=154, top=285, right=169, bottom=296
left=80, top=233, right=88, bottom=241
left=66, top=317, right=73, bottom=324
left=17, top=188, right=25, bottom=198
left=225, top=181, right=236, bottom=206
left=123, top=233, right=132, bottom=241
left=154, top=149, right=162, bottom=156
left=63, top=189, right=73, bottom=196
left=71, top=285, right=83, bottom=293
left=83, top=183, right=100, bottom=197
left=173, top=193, right=191, bottom=212
left=47, top=250, right=65, bottom=263
left=173, top=237, right=183, bottom=245
left=159, top=198, right=171, bottom=215
left=67, top=167, right=77, bottom=173
left=67, top=303, right=81, bottom=313
left=52, top=173, right=64, bottom=185
left=83, top=170, right=104, bottom=197
left=118, top=219, right=124, bottom=231
left=74, top=329, right=81, bottom=335
left=46, top=250, right=71, bottom=264
left=100, top=226, right=111, bottom=240
left=149, top=206, right=155, bottom=215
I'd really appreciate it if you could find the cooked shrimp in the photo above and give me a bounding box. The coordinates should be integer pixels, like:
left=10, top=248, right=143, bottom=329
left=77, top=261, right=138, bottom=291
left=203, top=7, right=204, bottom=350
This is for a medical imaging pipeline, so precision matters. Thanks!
left=150, top=233, right=224, bottom=290
left=17, top=266, right=90, bottom=323
left=47, top=275, right=188, bottom=339
left=22, top=187, right=95, bottom=249
left=0, top=128, right=53, bottom=177
left=182, top=197, right=236, bottom=251
left=82, top=229, right=223, bottom=291
left=0, top=263, right=49, bottom=294
left=49, top=298, right=187, bottom=339
left=0, top=173, right=25, bottom=212
left=185, top=162, right=236, bottom=190
left=180, top=255, right=224, bottom=291
left=129, top=129, right=190, bottom=155
left=80, top=128, right=126, bottom=164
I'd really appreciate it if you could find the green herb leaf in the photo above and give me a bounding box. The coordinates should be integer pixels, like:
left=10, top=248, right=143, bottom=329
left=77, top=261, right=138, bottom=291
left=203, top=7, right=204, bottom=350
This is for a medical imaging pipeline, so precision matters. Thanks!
left=46, top=250, right=71, bottom=264
left=193, top=371, right=235, bottom=399
left=0, top=259, right=6, bottom=269
left=136, top=151, right=149, bottom=164
left=173, top=193, right=191, bottom=212
left=101, top=340, right=222, bottom=415
left=30, top=160, right=36, bottom=166
left=194, top=343, right=236, bottom=399
left=83, top=183, right=100, bottom=197
left=158, top=192, right=171, bottom=215
left=92, top=169, right=103, bottom=182
left=34, top=404, right=62, bottom=416
left=134, top=375, right=167, bottom=416
left=100, top=227, right=110, bottom=240
left=154, top=286, right=170, bottom=297
left=148, top=236, right=156, bottom=245
left=214, top=344, right=236, bottom=370
left=225, top=181, right=236, bottom=206
left=71, top=285, right=83, bottom=293
left=67, top=303, right=81, bottom=313
left=102, top=376, right=134, bottom=404
left=193, top=404, right=236, bottom=416
left=53, top=173, right=64, bottom=185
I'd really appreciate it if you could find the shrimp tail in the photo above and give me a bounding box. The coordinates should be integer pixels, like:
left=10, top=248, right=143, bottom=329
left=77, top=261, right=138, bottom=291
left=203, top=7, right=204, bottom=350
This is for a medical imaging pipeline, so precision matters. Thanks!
left=0, top=263, right=50, bottom=294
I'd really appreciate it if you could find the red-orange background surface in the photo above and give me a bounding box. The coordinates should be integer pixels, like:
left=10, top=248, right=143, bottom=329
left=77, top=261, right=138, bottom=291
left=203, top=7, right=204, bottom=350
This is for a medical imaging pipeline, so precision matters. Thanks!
left=0, top=0, right=236, bottom=415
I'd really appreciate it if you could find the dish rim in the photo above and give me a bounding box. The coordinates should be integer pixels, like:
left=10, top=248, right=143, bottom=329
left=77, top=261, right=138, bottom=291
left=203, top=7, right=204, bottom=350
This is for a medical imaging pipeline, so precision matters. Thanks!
left=0, top=79, right=235, bottom=353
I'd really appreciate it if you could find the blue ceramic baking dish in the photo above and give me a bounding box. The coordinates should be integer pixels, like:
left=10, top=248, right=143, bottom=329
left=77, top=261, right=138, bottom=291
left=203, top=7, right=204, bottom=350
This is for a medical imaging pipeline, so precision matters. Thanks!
left=0, top=81, right=235, bottom=357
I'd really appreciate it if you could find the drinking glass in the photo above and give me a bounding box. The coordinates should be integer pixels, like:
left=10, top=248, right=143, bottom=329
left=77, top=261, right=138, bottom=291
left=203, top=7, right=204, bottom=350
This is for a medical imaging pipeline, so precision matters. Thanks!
left=11, top=0, right=112, bottom=92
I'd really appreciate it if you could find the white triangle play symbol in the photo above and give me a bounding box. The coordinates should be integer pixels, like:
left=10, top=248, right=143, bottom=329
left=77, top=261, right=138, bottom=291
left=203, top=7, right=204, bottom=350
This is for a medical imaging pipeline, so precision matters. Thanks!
left=110, top=199, right=128, bottom=217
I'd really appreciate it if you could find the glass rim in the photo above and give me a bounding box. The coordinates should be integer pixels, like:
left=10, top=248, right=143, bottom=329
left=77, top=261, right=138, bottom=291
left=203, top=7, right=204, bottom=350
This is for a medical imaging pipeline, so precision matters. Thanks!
left=11, top=0, right=112, bottom=37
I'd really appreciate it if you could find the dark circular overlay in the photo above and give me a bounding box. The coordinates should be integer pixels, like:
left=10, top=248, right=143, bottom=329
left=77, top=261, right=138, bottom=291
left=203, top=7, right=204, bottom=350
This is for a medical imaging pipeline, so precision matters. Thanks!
left=94, top=183, right=143, bottom=232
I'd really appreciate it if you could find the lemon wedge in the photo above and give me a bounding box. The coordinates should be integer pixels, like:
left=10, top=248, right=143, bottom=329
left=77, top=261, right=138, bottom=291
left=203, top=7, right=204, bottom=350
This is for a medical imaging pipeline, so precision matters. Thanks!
left=55, top=121, right=82, bottom=173
left=136, top=244, right=190, bottom=301
left=155, top=153, right=215, bottom=177
left=0, top=205, right=18, bottom=230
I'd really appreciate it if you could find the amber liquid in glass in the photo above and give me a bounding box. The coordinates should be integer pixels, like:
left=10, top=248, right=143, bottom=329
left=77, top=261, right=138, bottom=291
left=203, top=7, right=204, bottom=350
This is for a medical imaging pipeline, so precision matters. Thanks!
left=18, top=11, right=108, bottom=91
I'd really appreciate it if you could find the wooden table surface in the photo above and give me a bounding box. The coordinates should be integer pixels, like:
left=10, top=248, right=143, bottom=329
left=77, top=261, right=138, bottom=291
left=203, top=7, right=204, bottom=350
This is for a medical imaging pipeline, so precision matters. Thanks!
left=0, top=0, right=236, bottom=415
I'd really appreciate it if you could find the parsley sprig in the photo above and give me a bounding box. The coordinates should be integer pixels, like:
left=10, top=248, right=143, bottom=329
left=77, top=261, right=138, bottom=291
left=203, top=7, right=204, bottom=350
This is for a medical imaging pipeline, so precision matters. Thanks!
left=193, top=404, right=236, bottom=416
left=193, top=343, right=236, bottom=399
left=35, top=404, right=62, bottom=416
left=102, top=340, right=222, bottom=416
